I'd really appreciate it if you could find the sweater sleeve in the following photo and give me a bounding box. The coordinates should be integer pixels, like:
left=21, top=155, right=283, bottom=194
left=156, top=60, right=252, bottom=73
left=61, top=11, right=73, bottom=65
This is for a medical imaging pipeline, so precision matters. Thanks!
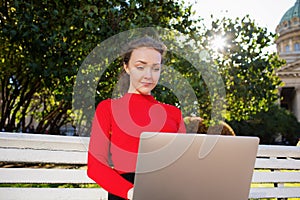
left=167, top=104, right=186, bottom=133
left=87, top=100, right=133, bottom=199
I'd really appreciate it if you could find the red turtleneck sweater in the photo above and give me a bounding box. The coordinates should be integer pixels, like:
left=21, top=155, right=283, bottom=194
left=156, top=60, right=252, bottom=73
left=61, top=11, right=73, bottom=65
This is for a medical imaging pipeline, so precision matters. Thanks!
left=87, top=93, right=186, bottom=199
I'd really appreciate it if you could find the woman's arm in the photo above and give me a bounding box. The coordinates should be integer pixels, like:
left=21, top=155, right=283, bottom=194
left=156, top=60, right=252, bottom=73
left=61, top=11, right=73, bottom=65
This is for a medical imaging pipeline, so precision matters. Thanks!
left=87, top=100, right=133, bottom=199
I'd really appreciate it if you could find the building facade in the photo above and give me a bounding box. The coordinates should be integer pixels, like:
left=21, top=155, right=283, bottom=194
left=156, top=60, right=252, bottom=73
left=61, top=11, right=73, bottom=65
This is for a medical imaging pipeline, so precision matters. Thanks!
left=276, top=0, right=300, bottom=122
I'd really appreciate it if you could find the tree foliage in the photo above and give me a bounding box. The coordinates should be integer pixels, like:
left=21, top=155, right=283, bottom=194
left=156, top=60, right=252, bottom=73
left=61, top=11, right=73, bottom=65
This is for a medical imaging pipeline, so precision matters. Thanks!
left=1, top=1, right=297, bottom=143
left=200, top=16, right=285, bottom=121
left=229, top=105, right=300, bottom=145
left=0, top=0, right=196, bottom=134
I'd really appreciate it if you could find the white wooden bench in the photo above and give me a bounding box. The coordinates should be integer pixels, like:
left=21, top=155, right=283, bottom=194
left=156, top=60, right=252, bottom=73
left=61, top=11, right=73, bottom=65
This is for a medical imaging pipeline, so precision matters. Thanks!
left=0, top=132, right=107, bottom=200
left=250, top=144, right=300, bottom=199
left=0, top=132, right=299, bottom=200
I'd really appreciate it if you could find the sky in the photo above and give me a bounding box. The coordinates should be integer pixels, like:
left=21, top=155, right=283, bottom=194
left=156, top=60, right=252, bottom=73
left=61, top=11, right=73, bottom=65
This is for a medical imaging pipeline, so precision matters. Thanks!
left=187, top=0, right=296, bottom=33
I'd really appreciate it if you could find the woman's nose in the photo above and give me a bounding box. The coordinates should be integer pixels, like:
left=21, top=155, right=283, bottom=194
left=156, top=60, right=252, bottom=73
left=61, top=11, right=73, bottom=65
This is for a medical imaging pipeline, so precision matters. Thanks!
left=144, top=68, right=152, bottom=78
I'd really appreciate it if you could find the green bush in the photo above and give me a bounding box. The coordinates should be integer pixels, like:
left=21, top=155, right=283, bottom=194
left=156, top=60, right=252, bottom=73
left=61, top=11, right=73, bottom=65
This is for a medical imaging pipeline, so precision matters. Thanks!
left=228, top=105, right=300, bottom=145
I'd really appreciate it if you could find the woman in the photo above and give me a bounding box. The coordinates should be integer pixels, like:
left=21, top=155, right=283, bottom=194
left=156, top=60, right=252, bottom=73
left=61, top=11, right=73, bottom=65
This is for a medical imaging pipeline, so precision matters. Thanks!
left=87, top=36, right=186, bottom=200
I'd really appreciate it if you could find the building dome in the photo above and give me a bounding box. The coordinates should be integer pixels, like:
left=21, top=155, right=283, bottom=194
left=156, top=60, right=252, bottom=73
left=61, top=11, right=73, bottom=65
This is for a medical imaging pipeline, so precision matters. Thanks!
left=276, top=0, right=300, bottom=64
left=280, top=0, right=300, bottom=24
left=275, top=0, right=300, bottom=123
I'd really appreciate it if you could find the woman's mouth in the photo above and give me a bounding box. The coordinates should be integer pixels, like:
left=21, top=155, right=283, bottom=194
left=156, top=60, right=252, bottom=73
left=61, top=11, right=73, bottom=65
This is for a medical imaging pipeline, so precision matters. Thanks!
left=141, top=82, right=153, bottom=87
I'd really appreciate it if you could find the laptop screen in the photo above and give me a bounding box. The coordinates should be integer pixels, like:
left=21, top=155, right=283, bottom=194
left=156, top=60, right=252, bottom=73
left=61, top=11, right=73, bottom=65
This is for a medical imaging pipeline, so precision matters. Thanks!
left=133, top=132, right=259, bottom=200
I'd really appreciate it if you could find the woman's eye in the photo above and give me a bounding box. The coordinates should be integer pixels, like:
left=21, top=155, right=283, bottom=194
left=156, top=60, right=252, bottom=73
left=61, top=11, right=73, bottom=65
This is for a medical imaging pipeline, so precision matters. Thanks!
left=153, top=68, right=160, bottom=72
left=136, top=66, right=144, bottom=70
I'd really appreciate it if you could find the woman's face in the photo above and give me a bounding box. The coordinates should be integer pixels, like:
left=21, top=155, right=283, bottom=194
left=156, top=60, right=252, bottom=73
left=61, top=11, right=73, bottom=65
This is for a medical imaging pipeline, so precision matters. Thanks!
left=124, top=47, right=162, bottom=95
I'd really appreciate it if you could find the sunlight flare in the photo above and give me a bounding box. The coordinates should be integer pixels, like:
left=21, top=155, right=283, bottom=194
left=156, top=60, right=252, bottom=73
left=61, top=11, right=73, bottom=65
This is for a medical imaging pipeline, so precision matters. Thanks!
left=211, top=35, right=226, bottom=51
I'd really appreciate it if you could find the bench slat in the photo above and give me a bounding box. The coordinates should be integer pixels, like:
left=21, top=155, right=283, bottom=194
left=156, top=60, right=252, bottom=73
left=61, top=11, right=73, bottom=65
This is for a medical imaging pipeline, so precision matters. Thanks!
left=0, top=168, right=95, bottom=184
left=0, top=148, right=87, bottom=164
left=257, top=145, right=300, bottom=158
left=0, top=187, right=107, bottom=200
left=249, top=187, right=300, bottom=198
left=3, top=168, right=299, bottom=184
left=252, top=171, right=300, bottom=183
left=0, top=132, right=89, bottom=151
left=1, top=187, right=299, bottom=200
left=254, top=158, right=300, bottom=169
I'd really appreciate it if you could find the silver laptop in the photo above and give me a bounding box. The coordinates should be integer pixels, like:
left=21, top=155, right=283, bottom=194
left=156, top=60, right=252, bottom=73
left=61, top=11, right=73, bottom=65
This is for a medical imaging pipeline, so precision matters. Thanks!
left=133, top=132, right=259, bottom=200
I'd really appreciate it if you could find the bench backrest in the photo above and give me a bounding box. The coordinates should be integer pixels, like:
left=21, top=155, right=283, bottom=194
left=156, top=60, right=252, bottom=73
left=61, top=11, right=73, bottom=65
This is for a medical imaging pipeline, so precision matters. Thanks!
left=0, top=132, right=299, bottom=200
left=251, top=144, right=300, bottom=199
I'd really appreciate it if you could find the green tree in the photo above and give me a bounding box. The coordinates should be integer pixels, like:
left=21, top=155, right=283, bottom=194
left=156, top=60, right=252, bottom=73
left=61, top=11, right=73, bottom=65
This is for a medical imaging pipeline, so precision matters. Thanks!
left=196, top=16, right=299, bottom=144
left=0, top=0, right=197, bottom=134
left=2, top=0, right=294, bottom=141
left=201, top=16, right=285, bottom=122
left=229, top=105, right=300, bottom=145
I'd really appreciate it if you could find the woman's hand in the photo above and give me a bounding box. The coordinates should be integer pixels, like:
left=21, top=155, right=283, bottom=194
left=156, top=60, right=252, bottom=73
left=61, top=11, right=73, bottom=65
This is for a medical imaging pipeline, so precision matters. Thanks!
left=127, top=187, right=134, bottom=200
